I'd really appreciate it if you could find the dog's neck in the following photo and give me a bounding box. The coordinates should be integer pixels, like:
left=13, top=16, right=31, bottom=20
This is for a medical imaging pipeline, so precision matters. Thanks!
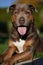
left=18, top=33, right=28, bottom=40
left=10, top=31, right=28, bottom=41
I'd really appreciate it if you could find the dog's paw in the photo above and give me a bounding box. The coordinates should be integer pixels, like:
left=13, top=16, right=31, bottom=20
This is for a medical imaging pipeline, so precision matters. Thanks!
left=1, top=60, right=11, bottom=65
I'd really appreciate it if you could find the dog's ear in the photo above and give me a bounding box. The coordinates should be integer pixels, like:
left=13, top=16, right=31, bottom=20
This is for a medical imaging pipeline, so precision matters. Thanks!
left=28, top=5, right=38, bottom=12
left=7, top=4, right=16, bottom=13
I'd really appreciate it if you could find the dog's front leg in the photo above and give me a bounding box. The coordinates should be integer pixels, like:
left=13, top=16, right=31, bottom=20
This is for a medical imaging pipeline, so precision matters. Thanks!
left=0, top=46, right=16, bottom=64
left=6, top=50, right=33, bottom=65
left=0, top=40, right=17, bottom=64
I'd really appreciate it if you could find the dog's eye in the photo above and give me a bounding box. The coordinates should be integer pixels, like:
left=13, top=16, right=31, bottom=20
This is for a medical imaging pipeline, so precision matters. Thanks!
left=14, top=10, right=19, bottom=14
left=26, top=11, right=30, bottom=14
left=25, top=10, right=31, bottom=14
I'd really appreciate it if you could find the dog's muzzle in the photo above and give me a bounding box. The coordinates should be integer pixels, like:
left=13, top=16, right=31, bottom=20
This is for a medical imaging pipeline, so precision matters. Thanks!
left=19, top=17, right=25, bottom=25
left=17, top=16, right=27, bottom=36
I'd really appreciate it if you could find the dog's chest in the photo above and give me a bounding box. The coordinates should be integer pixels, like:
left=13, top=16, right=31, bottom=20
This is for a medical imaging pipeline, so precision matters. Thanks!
left=13, top=39, right=25, bottom=53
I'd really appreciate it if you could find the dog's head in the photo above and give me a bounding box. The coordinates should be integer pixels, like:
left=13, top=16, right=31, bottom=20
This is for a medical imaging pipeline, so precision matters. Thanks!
left=9, top=4, right=37, bottom=36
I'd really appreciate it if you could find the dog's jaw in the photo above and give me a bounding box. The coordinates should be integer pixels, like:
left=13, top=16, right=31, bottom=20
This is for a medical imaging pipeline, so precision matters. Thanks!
left=13, top=39, right=25, bottom=53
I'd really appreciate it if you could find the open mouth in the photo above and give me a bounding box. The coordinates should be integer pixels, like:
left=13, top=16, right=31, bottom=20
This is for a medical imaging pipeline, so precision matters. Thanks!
left=17, top=26, right=27, bottom=36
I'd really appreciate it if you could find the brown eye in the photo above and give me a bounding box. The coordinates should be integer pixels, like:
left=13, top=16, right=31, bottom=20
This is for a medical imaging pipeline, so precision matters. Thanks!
left=15, top=12, right=16, bottom=14
left=25, top=10, right=31, bottom=14
left=14, top=10, right=19, bottom=14
left=26, top=11, right=30, bottom=14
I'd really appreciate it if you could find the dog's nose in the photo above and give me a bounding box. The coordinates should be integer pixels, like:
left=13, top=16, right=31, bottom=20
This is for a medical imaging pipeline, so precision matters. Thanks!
left=19, top=17, right=25, bottom=25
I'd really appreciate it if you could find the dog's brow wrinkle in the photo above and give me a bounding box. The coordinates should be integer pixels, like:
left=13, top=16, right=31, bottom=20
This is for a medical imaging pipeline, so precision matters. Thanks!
left=16, top=4, right=27, bottom=9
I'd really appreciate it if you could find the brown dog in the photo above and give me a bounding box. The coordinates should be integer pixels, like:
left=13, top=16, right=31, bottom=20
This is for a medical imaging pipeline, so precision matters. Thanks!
left=0, top=4, right=39, bottom=65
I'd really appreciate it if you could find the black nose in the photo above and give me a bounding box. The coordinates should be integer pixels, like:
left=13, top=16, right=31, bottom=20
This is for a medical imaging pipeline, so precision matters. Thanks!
left=19, top=17, right=25, bottom=25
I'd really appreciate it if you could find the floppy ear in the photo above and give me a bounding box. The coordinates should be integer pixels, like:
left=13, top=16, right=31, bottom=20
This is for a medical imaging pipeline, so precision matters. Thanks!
left=28, top=5, right=38, bottom=12
left=7, top=4, right=16, bottom=13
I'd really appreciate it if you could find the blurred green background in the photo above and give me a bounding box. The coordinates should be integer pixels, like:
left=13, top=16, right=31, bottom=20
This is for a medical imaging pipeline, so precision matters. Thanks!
left=0, top=0, right=43, bottom=58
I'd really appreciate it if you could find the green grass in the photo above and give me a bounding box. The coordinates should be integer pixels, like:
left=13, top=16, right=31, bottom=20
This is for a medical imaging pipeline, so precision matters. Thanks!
left=34, top=52, right=43, bottom=58
left=0, top=44, right=7, bottom=54
left=0, top=40, right=8, bottom=54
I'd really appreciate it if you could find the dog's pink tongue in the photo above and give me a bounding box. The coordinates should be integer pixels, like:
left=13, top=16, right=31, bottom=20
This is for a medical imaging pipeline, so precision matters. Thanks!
left=18, top=27, right=27, bottom=35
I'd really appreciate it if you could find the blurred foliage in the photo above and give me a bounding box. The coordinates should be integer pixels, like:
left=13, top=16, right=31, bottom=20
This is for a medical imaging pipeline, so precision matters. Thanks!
left=0, top=8, right=10, bottom=22
left=0, top=8, right=11, bottom=33
left=34, top=4, right=43, bottom=32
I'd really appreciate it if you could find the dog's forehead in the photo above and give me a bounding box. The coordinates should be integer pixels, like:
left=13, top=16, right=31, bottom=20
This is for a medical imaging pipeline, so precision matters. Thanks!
left=16, top=4, right=28, bottom=9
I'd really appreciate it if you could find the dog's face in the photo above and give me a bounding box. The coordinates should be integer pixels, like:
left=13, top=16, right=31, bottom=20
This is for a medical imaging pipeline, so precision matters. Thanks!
left=9, top=4, right=35, bottom=36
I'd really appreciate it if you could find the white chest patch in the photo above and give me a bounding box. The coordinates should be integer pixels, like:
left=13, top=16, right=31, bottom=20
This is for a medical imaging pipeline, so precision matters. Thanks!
left=13, top=39, right=25, bottom=53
